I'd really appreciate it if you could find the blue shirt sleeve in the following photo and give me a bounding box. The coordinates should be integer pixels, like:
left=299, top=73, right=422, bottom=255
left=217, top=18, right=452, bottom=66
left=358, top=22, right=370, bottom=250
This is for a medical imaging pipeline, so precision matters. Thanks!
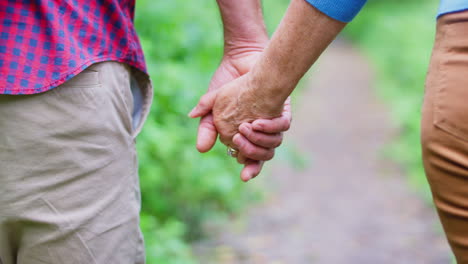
left=305, top=0, right=367, bottom=23
left=438, top=0, right=468, bottom=17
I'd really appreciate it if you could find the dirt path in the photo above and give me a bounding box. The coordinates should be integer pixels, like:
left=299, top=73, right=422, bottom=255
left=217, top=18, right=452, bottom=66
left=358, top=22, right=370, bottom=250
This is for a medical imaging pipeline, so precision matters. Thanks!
left=195, top=41, right=452, bottom=264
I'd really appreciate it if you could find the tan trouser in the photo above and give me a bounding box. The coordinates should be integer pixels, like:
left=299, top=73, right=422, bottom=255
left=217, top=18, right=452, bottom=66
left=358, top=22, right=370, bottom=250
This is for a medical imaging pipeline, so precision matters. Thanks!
left=0, top=61, right=152, bottom=264
left=422, top=11, right=468, bottom=263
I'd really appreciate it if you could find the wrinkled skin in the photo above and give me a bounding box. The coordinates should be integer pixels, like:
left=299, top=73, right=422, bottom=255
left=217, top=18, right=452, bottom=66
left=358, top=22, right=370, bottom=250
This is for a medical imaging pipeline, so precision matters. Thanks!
left=190, top=49, right=291, bottom=181
left=195, top=49, right=262, bottom=153
left=211, top=74, right=285, bottom=146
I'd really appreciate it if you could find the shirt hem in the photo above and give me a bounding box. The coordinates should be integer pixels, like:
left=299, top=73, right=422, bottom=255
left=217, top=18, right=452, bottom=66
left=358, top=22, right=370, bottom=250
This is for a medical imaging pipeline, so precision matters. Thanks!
left=0, top=56, right=148, bottom=95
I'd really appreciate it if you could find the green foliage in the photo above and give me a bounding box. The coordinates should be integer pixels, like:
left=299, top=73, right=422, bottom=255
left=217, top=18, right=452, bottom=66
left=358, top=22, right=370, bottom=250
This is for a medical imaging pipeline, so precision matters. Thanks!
left=134, top=1, right=288, bottom=263
left=134, top=0, right=445, bottom=262
left=345, top=0, right=439, bottom=199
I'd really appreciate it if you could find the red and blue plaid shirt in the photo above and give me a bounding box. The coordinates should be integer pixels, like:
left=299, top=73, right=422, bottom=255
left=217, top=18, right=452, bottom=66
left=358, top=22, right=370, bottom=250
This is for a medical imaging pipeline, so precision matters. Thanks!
left=0, top=0, right=147, bottom=95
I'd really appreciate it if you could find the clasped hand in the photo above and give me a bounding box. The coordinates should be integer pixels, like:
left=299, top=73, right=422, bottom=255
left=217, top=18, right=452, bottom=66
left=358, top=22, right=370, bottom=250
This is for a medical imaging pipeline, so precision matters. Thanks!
left=189, top=52, right=291, bottom=182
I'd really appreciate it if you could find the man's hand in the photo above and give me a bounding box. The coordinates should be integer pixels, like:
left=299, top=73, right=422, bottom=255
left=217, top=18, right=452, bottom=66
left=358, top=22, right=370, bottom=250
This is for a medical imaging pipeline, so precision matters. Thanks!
left=195, top=48, right=262, bottom=153
left=190, top=71, right=291, bottom=181
left=193, top=0, right=346, bottom=181
left=193, top=48, right=292, bottom=181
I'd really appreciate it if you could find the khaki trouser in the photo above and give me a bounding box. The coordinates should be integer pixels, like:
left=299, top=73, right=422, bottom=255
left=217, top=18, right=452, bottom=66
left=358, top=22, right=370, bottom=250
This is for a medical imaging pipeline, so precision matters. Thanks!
left=422, top=11, right=468, bottom=263
left=0, top=61, right=152, bottom=264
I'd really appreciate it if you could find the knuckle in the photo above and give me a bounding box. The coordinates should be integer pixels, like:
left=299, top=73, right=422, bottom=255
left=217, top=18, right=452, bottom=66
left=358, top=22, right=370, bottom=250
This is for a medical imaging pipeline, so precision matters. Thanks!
left=199, top=121, right=214, bottom=130
left=244, top=131, right=255, bottom=143
left=198, top=100, right=208, bottom=109
left=217, top=124, right=235, bottom=138
left=247, top=130, right=255, bottom=141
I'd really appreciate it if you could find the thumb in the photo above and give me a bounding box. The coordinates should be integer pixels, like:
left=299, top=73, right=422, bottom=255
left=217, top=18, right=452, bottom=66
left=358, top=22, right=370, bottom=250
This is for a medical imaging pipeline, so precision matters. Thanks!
left=196, top=114, right=218, bottom=153
left=188, top=90, right=218, bottom=118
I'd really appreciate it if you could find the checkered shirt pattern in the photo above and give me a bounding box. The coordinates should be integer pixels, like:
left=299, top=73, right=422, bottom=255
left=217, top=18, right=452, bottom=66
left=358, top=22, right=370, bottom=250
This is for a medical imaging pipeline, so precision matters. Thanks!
left=0, top=0, right=147, bottom=95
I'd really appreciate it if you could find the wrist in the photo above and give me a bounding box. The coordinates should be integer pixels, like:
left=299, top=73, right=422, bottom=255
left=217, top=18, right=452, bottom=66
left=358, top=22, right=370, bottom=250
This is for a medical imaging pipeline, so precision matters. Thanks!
left=243, top=71, right=291, bottom=117
left=223, top=37, right=268, bottom=59
left=248, top=62, right=297, bottom=108
left=217, top=0, right=269, bottom=54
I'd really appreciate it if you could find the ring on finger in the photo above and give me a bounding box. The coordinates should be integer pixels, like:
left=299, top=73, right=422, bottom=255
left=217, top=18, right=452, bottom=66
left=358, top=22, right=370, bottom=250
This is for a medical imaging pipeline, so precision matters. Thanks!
left=227, top=146, right=239, bottom=158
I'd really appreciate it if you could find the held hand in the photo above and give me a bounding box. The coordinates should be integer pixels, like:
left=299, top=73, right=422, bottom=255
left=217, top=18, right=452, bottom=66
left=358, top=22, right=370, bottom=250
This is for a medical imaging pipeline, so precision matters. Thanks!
left=195, top=50, right=261, bottom=153
left=194, top=48, right=291, bottom=181
left=194, top=74, right=285, bottom=145
left=190, top=73, right=291, bottom=181
left=232, top=98, right=292, bottom=181
left=234, top=97, right=291, bottom=160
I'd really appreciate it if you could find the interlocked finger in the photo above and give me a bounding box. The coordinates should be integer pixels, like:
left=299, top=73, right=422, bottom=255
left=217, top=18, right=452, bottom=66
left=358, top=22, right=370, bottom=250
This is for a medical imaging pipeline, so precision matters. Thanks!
left=239, top=123, right=283, bottom=148
left=233, top=133, right=275, bottom=161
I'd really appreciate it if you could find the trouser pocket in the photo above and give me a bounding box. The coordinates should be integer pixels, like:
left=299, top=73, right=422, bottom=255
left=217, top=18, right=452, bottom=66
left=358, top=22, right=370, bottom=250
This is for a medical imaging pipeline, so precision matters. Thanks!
left=129, top=67, right=153, bottom=139
left=421, top=11, right=468, bottom=264
left=433, top=13, right=468, bottom=142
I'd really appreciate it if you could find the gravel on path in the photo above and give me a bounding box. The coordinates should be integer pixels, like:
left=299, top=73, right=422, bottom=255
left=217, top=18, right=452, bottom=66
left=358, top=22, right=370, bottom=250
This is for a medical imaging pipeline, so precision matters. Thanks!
left=195, top=41, right=452, bottom=264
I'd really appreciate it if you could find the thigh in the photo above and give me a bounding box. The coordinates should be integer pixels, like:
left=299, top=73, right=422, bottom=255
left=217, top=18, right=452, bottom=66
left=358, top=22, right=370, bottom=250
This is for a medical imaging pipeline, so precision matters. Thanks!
left=0, top=62, right=145, bottom=264
left=422, top=11, right=468, bottom=263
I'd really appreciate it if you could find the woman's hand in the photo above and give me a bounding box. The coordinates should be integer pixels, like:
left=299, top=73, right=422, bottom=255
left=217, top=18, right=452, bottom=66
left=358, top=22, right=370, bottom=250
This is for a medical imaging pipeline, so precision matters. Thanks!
left=192, top=42, right=292, bottom=181
left=214, top=74, right=285, bottom=146
left=189, top=72, right=291, bottom=181
left=195, top=49, right=262, bottom=154
left=233, top=97, right=291, bottom=163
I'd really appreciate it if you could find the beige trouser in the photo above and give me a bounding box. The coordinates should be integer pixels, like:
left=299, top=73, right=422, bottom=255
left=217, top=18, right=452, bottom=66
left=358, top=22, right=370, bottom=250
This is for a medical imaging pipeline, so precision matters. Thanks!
left=422, top=11, right=468, bottom=263
left=0, top=61, right=152, bottom=264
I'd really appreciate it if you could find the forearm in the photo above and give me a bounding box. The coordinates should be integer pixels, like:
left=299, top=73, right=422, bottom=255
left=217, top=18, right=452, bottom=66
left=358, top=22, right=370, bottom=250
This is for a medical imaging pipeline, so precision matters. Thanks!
left=250, top=0, right=347, bottom=106
left=216, top=0, right=269, bottom=54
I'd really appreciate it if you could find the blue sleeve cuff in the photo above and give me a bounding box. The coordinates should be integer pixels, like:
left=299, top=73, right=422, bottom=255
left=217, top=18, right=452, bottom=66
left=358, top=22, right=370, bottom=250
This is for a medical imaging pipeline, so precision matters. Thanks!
left=305, top=0, right=367, bottom=23
left=438, top=0, right=468, bottom=18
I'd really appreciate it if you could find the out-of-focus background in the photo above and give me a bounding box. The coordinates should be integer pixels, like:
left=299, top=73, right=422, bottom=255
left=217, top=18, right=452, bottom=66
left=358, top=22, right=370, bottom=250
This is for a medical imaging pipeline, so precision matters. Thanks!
left=134, top=0, right=452, bottom=263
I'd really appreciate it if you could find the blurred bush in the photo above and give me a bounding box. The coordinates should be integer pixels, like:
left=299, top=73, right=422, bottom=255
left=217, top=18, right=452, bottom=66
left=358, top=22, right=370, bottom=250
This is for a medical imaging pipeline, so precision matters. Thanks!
left=134, top=1, right=287, bottom=262
left=345, top=0, right=439, bottom=200
left=134, top=0, right=443, bottom=261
